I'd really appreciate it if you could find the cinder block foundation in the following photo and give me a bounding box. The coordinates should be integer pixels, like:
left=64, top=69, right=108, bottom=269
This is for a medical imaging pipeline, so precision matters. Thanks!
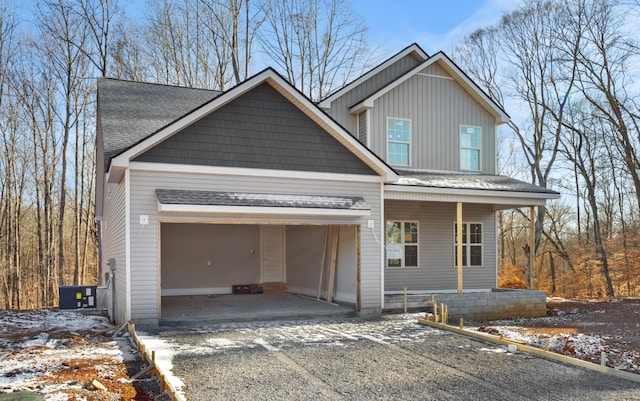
left=384, top=289, right=547, bottom=322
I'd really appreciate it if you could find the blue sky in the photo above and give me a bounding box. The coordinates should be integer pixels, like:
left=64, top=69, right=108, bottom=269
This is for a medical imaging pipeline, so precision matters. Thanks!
left=352, top=0, right=521, bottom=55
left=10, top=0, right=520, bottom=58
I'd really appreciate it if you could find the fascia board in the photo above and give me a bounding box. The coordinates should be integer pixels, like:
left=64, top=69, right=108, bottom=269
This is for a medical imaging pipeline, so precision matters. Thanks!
left=385, top=184, right=561, bottom=201
left=353, top=53, right=510, bottom=124
left=318, top=43, right=428, bottom=109
left=157, top=202, right=371, bottom=217
left=111, top=69, right=398, bottom=183
left=264, top=73, right=398, bottom=182
left=109, top=70, right=274, bottom=169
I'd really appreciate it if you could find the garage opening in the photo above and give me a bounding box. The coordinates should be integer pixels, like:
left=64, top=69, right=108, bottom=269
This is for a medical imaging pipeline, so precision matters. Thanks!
left=159, top=222, right=359, bottom=323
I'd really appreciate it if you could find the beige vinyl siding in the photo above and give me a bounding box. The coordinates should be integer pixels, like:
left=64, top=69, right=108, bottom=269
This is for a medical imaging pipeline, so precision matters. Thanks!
left=161, top=223, right=261, bottom=292
left=327, top=54, right=423, bottom=135
left=128, top=167, right=384, bottom=321
left=384, top=200, right=496, bottom=292
left=101, top=178, right=127, bottom=323
left=370, top=64, right=497, bottom=174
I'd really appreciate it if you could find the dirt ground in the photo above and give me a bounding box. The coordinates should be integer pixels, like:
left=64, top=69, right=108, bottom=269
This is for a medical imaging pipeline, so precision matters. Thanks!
left=478, top=297, right=640, bottom=374
left=2, top=299, right=638, bottom=399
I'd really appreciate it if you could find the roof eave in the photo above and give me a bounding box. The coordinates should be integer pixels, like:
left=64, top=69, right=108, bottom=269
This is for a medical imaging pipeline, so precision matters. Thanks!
left=318, top=43, right=429, bottom=109
left=109, top=69, right=398, bottom=182
left=385, top=183, right=560, bottom=207
left=351, top=52, right=510, bottom=125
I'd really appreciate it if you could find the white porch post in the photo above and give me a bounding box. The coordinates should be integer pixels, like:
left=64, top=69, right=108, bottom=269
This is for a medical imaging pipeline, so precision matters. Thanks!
left=457, top=202, right=463, bottom=294
left=529, top=206, right=536, bottom=290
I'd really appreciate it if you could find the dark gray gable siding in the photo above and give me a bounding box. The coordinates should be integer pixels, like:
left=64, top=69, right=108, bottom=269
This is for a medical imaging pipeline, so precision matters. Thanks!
left=98, top=78, right=221, bottom=169
left=134, top=83, right=376, bottom=175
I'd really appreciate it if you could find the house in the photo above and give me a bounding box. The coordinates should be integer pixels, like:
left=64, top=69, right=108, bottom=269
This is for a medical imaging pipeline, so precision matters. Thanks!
left=95, top=43, right=559, bottom=326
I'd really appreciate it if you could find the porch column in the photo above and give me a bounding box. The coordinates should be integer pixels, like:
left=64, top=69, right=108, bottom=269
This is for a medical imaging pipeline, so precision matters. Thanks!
left=529, top=206, right=536, bottom=290
left=457, top=202, right=463, bottom=294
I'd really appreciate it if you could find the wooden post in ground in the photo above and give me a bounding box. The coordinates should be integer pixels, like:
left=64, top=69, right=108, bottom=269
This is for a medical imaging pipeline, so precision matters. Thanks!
left=529, top=206, right=536, bottom=290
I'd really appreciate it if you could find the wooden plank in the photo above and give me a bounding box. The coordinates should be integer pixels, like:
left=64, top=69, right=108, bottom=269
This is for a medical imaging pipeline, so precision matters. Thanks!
left=317, top=226, right=329, bottom=300
left=456, top=202, right=463, bottom=294
left=327, top=226, right=339, bottom=303
left=355, top=225, right=361, bottom=312
left=416, top=318, right=640, bottom=383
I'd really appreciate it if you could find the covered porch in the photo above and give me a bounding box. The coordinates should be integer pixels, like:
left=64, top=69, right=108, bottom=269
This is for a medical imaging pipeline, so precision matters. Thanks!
left=381, top=170, right=560, bottom=320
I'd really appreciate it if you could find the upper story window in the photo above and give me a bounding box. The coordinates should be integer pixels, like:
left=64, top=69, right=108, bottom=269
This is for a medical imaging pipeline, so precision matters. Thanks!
left=460, top=125, right=481, bottom=171
left=387, top=118, right=411, bottom=166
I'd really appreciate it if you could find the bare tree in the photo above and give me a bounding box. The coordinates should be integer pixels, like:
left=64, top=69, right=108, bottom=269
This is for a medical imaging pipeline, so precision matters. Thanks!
left=260, top=0, right=370, bottom=101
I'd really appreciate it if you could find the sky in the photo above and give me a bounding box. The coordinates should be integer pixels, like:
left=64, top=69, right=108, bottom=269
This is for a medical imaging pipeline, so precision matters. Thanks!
left=349, top=0, right=521, bottom=55
left=10, top=0, right=521, bottom=58
left=118, top=0, right=520, bottom=56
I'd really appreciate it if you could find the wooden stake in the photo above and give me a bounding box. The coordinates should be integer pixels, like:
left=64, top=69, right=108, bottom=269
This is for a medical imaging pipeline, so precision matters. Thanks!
left=317, top=226, right=329, bottom=300
left=403, top=287, right=407, bottom=314
left=327, top=226, right=339, bottom=303
left=355, top=225, right=361, bottom=312
left=459, top=317, right=464, bottom=329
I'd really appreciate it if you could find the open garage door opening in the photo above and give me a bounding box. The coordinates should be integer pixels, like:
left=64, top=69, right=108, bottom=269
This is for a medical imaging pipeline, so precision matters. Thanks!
left=159, top=222, right=359, bottom=323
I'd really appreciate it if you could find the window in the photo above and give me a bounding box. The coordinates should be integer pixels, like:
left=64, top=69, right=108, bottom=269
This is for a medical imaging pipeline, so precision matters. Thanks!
left=454, top=223, right=482, bottom=267
left=387, top=118, right=411, bottom=166
left=386, top=221, right=418, bottom=267
left=460, top=125, right=481, bottom=171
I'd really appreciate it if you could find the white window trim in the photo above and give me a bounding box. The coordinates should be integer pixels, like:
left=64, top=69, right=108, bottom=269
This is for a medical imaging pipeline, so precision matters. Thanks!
left=453, top=222, right=483, bottom=267
left=387, top=117, right=411, bottom=167
left=460, top=124, right=482, bottom=172
left=386, top=220, right=420, bottom=268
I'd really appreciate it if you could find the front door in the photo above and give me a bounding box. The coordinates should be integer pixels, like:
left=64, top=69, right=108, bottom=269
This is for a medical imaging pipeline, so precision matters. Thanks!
left=261, top=226, right=285, bottom=283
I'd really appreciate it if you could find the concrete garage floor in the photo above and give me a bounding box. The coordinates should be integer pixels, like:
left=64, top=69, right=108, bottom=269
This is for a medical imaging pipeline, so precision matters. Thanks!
left=160, top=292, right=355, bottom=325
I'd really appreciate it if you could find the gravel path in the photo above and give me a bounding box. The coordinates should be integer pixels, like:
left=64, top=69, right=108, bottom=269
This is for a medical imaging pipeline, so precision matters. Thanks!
left=146, top=314, right=640, bottom=401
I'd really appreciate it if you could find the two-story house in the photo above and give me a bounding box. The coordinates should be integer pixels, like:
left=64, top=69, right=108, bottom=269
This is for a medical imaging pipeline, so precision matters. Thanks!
left=96, top=44, right=559, bottom=326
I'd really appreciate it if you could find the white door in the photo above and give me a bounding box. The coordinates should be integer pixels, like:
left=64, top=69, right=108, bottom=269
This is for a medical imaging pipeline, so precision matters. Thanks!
left=261, top=226, right=285, bottom=283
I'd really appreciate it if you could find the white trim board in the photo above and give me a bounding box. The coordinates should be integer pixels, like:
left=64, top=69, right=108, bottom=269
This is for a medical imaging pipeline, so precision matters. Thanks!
left=157, top=203, right=371, bottom=217
left=129, top=162, right=385, bottom=183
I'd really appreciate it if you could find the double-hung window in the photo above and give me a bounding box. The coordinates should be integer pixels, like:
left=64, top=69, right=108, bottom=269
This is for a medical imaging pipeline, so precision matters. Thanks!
left=386, top=221, right=418, bottom=268
left=460, top=125, right=481, bottom=171
left=454, top=223, right=482, bottom=267
left=387, top=118, right=411, bottom=166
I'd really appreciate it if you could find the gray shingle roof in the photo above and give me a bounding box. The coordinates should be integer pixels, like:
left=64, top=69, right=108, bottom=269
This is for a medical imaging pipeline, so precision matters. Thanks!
left=98, top=78, right=221, bottom=169
left=393, top=170, right=560, bottom=195
left=156, top=189, right=370, bottom=210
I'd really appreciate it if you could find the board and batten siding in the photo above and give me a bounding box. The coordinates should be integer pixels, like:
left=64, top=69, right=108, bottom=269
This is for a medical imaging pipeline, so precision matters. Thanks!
left=101, top=177, right=127, bottom=323
left=384, top=200, right=496, bottom=292
left=128, top=167, right=384, bottom=322
left=370, top=63, right=497, bottom=174
left=327, top=54, right=423, bottom=136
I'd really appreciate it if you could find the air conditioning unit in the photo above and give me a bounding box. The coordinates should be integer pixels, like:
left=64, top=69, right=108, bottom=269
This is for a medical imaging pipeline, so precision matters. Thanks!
left=59, top=285, right=97, bottom=309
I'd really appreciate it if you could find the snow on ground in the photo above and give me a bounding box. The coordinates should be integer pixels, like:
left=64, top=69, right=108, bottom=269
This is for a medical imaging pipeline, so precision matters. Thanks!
left=2, top=300, right=638, bottom=400
left=0, top=309, right=142, bottom=400
left=467, top=297, right=640, bottom=374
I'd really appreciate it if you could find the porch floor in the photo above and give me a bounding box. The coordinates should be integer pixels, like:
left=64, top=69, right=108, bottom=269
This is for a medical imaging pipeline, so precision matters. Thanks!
left=160, top=292, right=355, bottom=326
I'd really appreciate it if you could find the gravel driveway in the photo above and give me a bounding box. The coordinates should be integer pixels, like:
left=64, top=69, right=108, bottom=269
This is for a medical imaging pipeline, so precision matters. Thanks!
left=144, top=313, right=640, bottom=400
